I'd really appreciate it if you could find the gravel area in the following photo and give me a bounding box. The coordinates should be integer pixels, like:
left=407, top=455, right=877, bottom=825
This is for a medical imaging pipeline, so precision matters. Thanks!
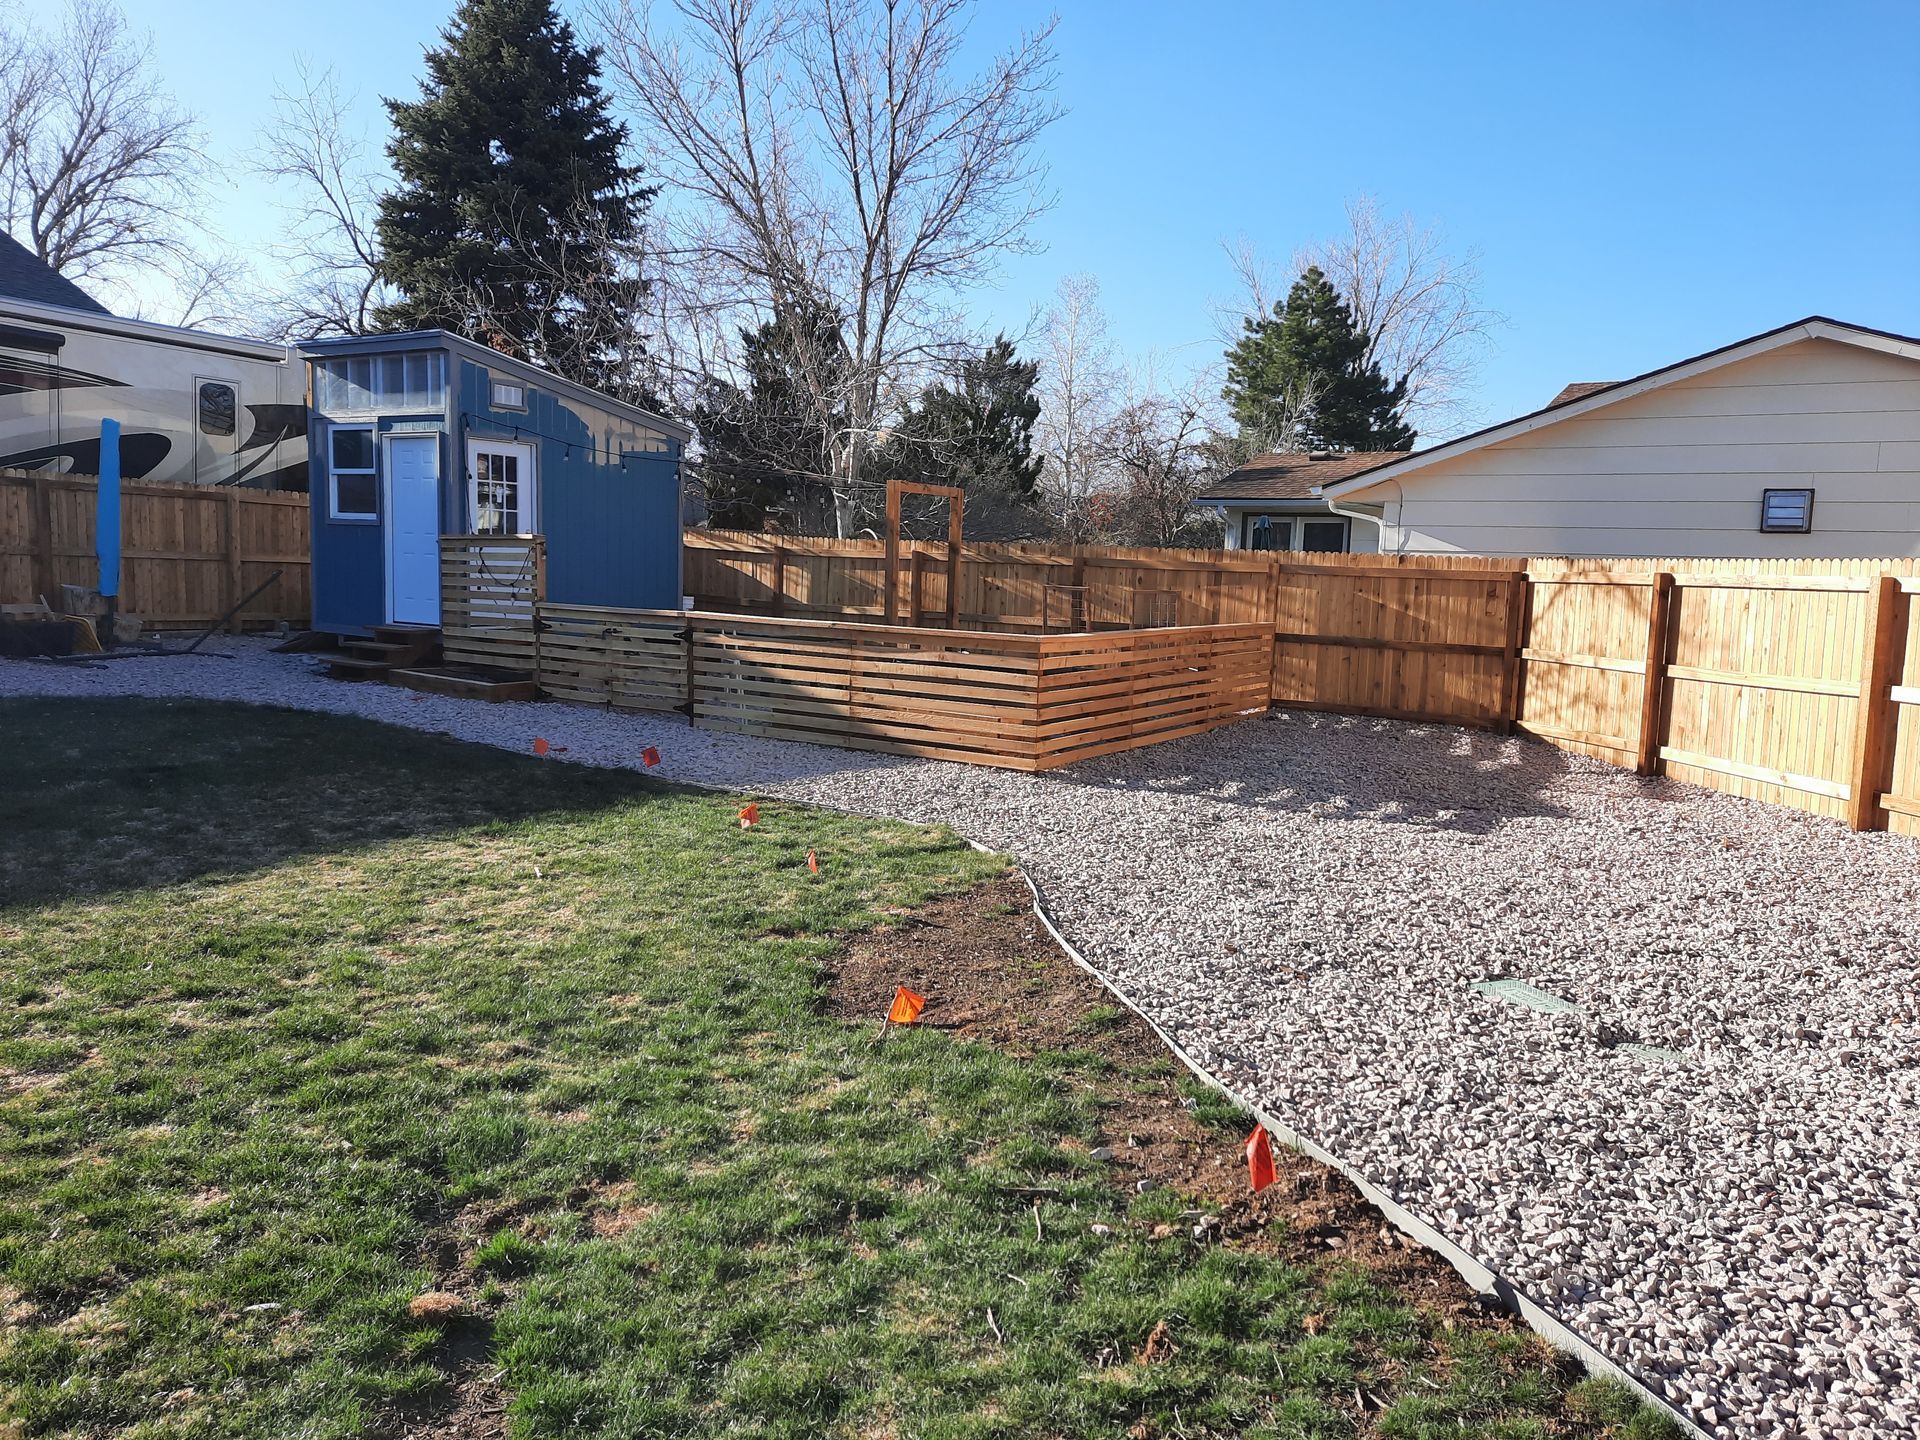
left=8, top=639, right=1920, bottom=1439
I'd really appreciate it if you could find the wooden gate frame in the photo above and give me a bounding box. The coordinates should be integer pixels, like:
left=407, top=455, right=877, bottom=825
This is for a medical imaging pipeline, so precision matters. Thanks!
left=883, top=479, right=963, bottom=627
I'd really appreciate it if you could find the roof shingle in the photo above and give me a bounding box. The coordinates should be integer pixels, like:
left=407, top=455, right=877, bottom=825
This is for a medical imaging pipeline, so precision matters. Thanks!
left=0, top=232, right=112, bottom=315
left=1195, top=450, right=1411, bottom=502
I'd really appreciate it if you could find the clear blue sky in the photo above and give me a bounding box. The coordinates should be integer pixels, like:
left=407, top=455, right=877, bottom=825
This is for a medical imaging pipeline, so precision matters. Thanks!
left=116, top=0, right=1920, bottom=438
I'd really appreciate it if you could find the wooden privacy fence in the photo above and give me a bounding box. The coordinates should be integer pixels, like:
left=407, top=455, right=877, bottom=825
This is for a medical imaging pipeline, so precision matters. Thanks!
left=441, top=537, right=1270, bottom=771
left=685, top=530, right=1274, bottom=631
left=0, top=470, right=311, bottom=628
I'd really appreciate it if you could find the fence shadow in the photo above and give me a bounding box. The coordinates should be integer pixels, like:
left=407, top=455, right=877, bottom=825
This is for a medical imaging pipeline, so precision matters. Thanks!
left=1041, top=706, right=1585, bottom=836
left=0, top=696, right=676, bottom=911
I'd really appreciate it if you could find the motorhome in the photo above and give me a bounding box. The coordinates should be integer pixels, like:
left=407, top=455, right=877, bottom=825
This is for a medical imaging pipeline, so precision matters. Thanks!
left=0, top=293, right=308, bottom=491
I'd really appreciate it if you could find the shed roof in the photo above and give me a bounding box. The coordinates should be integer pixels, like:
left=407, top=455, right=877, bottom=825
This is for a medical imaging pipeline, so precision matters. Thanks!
left=1195, top=450, right=1412, bottom=503
left=0, top=233, right=111, bottom=315
left=300, top=329, right=693, bottom=442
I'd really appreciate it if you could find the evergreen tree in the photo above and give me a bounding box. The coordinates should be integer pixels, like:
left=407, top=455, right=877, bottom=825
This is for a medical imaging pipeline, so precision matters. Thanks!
left=694, top=307, right=848, bottom=532
left=374, top=0, right=651, bottom=388
left=1222, top=266, right=1415, bottom=451
left=884, top=336, right=1043, bottom=497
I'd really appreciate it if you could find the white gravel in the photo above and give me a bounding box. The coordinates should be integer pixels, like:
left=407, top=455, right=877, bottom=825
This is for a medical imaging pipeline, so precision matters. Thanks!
left=8, top=639, right=1920, bottom=1439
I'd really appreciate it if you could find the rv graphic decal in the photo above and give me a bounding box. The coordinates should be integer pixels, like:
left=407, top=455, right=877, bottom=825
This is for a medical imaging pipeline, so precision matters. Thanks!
left=0, top=355, right=121, bottom=398
left=0, top=432, right=172, bottom=477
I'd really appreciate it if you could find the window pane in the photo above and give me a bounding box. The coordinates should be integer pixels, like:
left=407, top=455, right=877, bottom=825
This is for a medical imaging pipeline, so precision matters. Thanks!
left=405, top=353, right=427, bottom=409
left=1301, top=520, right=1348, bottom=553
left=1246, top=517, right=1276, bottom=551
left=335, top=472, right=377, bottom=517
left=379, top=356, right=403, bottom=402
left=332, top=427, right=374, bottom=470
left=198, top=382, right=236, bottom=437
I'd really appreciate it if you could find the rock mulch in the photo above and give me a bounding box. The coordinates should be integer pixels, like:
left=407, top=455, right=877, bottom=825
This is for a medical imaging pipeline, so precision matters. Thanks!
left=7, top=639, right=1919, bottom=1440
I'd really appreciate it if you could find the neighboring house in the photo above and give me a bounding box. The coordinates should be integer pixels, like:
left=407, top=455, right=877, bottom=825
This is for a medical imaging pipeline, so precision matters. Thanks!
left=302, top=331, right=691, bottom=636
left=1194, top=450, right=1407, bottom=552
left=0, top=237, right=308, bottom=489
left=1319, top=317, right=1920, bottom=558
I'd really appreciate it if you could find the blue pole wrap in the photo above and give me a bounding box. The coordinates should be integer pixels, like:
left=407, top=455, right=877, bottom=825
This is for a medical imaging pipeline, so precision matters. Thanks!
left=97, top=418, right=121, bottom=599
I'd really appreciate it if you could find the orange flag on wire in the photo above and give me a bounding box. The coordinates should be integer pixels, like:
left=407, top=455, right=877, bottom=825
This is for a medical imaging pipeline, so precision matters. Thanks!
left=1245, top=1125, right=1276, bottom=1193
left=738, top=803, right=760, bottom=828
left=532, top=737, right=551, bottom=756
left=887, top=986, right=926, bottom=1025
left=641, top=746, right=661, bottom=768
left=807, top=849, right=819, bottom=874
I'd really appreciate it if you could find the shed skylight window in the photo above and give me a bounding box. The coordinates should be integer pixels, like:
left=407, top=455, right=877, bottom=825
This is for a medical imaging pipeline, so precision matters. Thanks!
left=1760, top=488, right=1814, bottom=533
left=490, top=380, right=527, bottom=410
left=316, top=352, right=445, bottom=413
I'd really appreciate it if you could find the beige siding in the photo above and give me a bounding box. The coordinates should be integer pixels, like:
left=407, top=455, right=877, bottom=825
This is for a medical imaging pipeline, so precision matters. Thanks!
left=1377, top=338, right=1920, bottom=557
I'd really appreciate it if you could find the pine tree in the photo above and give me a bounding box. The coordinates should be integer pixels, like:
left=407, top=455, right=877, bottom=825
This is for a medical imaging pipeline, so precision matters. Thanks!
left=884, top=336, right=1044, bottom=497
left=374, top=0, right=651, bottom=387
left=1223, top=266, right=1416, bottom=451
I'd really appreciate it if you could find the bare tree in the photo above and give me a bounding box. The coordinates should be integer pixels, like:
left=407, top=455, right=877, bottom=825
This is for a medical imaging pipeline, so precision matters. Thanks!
left=1305, top=196, right=1498, bottom=433
left=0, top=0, right=209, bottom=290
left=1105, top=373, right=1225, bottom=549
left=1035, top=273, right=1123, bottom=540
left=592, top=0, right=1060, bottom=536
left=254, top=62, right=392, bottom=339
left=1218, top=196, right=1498, bottom=436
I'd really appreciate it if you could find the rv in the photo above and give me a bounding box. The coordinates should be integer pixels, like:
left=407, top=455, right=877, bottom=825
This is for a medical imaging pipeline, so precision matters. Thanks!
left=0, top=295, right=308, bottom=490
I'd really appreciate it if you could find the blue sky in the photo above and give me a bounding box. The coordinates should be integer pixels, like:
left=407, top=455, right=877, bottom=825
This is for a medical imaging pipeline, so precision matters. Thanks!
left=114, top=0, right=1920, bottom=438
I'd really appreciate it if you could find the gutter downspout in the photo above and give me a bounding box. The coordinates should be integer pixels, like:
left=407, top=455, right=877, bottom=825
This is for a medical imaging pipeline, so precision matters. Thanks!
left=1314, top=482, right=1402, bottom=554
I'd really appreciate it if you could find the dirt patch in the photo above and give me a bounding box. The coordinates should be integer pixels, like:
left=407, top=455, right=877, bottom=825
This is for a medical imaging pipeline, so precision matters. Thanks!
left=826, top=873, right=1521, bottom=1330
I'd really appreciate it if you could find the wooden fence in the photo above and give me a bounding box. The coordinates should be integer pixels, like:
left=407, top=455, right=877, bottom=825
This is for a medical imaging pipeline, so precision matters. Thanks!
left=441, top=537, right=1270, bottom=771
left=0, top=470, right=311, bottom=628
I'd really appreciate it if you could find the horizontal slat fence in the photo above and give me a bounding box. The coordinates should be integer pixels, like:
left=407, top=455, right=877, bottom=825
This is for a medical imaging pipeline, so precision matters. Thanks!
left=440, top=536, right=543, bottom=671
left=0, top=470, right=310, bottom=628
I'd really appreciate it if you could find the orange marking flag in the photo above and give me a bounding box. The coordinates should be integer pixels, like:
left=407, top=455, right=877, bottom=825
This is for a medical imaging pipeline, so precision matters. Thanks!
left=532, top=737, right=551, bottom=756
left=1245, top=1125, right=1276, bottom=1193
left=887, top=986, right=926, bottom=1025
left=641, top=746, right=661, bottom=768
left=806, top=849, right=819, bottom=874
left=738, top=803, right=760, bottom=828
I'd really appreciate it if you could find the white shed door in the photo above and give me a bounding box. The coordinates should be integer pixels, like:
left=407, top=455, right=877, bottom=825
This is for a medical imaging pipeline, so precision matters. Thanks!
left=387, top=434, right=442, bottom=625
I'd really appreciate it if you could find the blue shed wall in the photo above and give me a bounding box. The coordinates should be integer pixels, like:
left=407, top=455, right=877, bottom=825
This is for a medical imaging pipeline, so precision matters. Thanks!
left=308, top=416, right=386, bottom=634
left=455, top=360, right=682, bottom=610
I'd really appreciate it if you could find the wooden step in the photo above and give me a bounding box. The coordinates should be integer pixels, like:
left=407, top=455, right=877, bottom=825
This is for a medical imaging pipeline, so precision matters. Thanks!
left=314, top=650, right=397, bottom=674
left=388, top=665, right=538, bottom=703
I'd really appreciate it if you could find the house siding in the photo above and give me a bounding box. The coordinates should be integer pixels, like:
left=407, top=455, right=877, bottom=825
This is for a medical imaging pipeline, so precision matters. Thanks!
left=1369, top=339, right=1920, bottom=557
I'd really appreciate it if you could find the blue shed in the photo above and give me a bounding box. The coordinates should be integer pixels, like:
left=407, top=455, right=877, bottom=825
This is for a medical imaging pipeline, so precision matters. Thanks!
left=300, top=331, right=690, bottom=637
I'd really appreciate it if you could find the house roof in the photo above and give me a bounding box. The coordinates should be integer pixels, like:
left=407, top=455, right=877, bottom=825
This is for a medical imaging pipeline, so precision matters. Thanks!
left=1320, top=317, right=1920, bottom=502
left=1196, top=450, right=1412, bottom=503
left=0, top=233, right=111, bottom=315
left=1546, top=381, right=1615, bottom=407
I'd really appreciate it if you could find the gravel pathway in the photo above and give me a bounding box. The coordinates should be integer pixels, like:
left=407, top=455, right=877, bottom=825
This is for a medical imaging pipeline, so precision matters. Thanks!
left=8, top=640, right=1920, bottom=1439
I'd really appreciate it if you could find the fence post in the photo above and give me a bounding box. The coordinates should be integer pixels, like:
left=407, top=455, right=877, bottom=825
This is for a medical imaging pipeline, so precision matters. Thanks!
left=769, top=542, right=786, bottom=617
left=222, top=490, right=244, bottom=633
left=1847, top=573, right=1902, bottom=832
left=1499, top=572, right=1529, bottom=734
left=29, top=473, right=55, bottom=604
left=1635, top=572, right=1675, bottom=775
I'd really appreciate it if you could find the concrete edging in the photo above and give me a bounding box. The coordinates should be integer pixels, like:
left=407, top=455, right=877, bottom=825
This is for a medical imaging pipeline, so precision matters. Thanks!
left=996, top=854, right=1710, bottom=1440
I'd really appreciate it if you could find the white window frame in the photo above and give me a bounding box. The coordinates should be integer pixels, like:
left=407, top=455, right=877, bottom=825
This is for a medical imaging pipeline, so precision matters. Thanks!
left=466, top=437, right=539, bottom=536
left=1240, top=513, right=1351, bottom=553
left=490, top=380, right=527, bottom=411
left=328, top=423, right=379, bottom=522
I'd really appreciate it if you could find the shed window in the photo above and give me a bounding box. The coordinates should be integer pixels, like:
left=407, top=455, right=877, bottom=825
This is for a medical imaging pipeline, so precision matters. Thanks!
left=316, top=352, right=444, bottom=413
left=197, top=381, right=236, bottom=436
left=490, top=380, right=526, bottom=410
left=1760, top=488, right=1814, bottom=533
left=329, top=425, right=378, bottom=520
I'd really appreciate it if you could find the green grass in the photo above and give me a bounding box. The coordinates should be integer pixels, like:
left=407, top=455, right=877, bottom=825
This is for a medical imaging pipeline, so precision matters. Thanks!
left=0, top=699, right=1676, bottom=1440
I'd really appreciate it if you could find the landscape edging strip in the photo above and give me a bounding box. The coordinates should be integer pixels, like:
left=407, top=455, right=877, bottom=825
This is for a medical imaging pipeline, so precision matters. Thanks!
left=996, top=853, right=1710, bottom=1440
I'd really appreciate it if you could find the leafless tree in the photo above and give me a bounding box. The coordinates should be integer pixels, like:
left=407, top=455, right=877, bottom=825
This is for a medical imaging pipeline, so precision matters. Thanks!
left=1035, top=273, right=1123, bottom=540
left=1104, top=373, right=1226, bottom=549
left=254, top=62, right=392, bottom=339
left=1306, top=196, right=1498, bottom=433
left=0, top=0, right=210, bottom=291
left=592, top=0, right=1060, bottom=536
left=1219, top=196, right=1498, bottom=435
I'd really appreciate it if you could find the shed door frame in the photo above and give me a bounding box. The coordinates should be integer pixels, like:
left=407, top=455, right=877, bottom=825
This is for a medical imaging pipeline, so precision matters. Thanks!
left=466, top=437, right=539, bottom=536
left=385, top=432, right=443, bottom=625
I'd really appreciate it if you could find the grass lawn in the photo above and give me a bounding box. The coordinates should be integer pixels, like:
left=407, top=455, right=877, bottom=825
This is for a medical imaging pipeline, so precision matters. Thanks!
left=0, top=697, right=1673, bottom=1440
